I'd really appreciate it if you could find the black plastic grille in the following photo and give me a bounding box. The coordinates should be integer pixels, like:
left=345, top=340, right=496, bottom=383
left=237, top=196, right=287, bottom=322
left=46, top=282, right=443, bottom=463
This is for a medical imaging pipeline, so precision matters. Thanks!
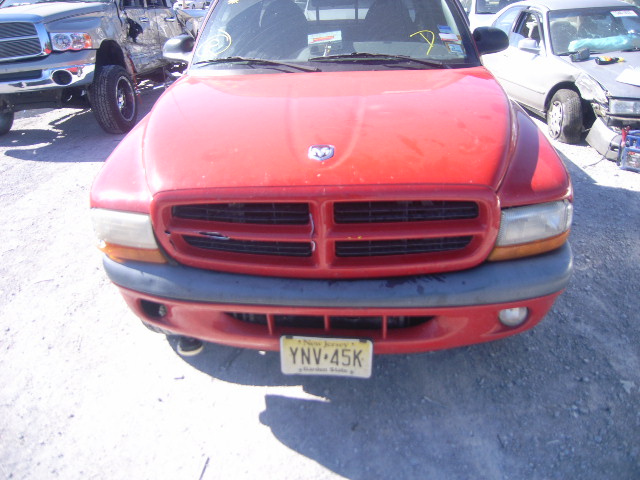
left=0, top=70, right=42, bottom=82
left=336, top=236, right=472, bottom=257
left=183, top=235, right=312, bottom=257
left=334, top=200, right=478, bottom=223
left=173, top=203, right=309, bottom=225
left=228, top=313, right=434, bottom=329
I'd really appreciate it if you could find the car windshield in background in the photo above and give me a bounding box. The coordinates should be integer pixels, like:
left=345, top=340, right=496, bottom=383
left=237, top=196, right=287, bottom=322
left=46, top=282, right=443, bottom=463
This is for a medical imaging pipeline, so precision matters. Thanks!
left=550, top=7, right=640, bottom=55
left=192, top=0, right=476, bottom=71
left=475, top=0, right=519, bottom=15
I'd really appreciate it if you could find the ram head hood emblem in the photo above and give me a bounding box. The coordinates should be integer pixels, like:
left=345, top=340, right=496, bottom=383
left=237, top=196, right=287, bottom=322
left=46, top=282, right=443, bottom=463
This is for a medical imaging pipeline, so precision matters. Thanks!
left=308, top=145, right=335, bottom=161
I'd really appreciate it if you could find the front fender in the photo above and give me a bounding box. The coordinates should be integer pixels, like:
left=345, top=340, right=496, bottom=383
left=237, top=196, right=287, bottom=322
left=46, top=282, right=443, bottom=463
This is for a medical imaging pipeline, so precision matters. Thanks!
left=90, top=117, right=153, bottom=213
left=497, top=101, right=572, bottom=207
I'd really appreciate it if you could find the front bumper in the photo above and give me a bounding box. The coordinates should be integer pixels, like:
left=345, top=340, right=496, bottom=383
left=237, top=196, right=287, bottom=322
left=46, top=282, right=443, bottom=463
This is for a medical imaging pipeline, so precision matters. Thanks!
left=104, top=243, right=573, bottom=353
left=585, top=116, right=640, bottom=161
left=586, top=118, right=621, bottom=161
left=0, top=50, right=96, bottom=97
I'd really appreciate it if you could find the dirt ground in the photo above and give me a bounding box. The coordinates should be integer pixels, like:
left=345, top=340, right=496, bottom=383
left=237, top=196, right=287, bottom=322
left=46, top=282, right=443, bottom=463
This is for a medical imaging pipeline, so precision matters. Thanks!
left=0, top=87, right=639, bottom=480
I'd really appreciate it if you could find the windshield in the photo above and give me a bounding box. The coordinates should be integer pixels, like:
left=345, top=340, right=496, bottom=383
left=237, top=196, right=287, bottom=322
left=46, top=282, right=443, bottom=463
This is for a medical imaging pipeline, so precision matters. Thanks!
left=550, top=7, right=640, bottom=55
left=0, top=0, right=108, bottom=6
left=191, top=0, right=478, bottom=71
left=474, top=0, right=520, bottom=15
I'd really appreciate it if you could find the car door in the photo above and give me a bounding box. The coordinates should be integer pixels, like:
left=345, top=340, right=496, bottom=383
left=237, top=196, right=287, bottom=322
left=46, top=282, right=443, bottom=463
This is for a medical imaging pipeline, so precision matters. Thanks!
left=121, top=0, right=165, bottom=73
left=483, top=8, right=552, bottom=114
left=145, top=0, right=185, bottom=50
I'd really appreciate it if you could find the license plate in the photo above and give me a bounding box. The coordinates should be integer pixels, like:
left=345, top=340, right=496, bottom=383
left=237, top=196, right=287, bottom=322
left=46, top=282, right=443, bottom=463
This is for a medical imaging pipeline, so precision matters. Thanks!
left=280, top=336, right=373, bottom=378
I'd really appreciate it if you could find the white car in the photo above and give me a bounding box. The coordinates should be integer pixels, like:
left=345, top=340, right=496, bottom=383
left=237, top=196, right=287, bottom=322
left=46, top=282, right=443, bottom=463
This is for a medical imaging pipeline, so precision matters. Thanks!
left=482, top=0, right=640, bottom=159
left=460, top=0, right=523, bottom=30
left=173, top=0, right=207, bottom=9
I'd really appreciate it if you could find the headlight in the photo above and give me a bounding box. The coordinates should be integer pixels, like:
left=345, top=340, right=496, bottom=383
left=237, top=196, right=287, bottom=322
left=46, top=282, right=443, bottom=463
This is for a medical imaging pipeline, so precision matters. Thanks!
left=489, top=200, right=572, bottom=261
left=91, top=209, right=166, bottom=263
left=609, top=99, right=640, bottom=115
left=50, top=32, right=92, bottom=51
left=575, top=73, right=607, bottom=105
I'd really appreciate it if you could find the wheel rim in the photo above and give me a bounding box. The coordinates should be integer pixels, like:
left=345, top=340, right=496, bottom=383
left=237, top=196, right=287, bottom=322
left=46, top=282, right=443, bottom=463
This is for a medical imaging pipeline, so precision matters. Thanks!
left=116, top=76, right=136, bottom=122
left=548, top=100, right=563, bottom=139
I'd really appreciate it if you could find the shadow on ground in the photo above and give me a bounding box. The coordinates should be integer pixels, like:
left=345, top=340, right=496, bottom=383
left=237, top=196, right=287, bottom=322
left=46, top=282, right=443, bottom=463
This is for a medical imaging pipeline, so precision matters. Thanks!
left=2, top=84, right=165, bottom=162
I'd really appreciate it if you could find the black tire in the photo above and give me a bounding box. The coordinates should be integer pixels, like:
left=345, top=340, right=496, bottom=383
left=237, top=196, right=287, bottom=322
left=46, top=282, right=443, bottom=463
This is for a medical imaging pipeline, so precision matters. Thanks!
left=0, top=111, right=14, bottom=136
left=90, top=65, right=138, bottom=134
left=547, top=89, right=583, bottom=144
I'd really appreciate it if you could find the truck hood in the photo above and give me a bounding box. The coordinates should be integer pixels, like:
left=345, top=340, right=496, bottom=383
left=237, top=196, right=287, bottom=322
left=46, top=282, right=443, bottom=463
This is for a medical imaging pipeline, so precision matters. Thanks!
left=561, top=51, right=640, bottom=98
left=0, top=1, right=107, bottom=23
left=142, top=68, right=513, bottom=194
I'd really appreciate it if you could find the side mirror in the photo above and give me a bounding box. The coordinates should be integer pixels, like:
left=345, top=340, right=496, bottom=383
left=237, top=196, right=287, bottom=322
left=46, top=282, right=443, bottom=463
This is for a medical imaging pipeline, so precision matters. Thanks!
left=518, top=38, right=540, bottom=53
left=473, top=26, right=509, bottom=55
left=163, top=34, right=195, bottom=64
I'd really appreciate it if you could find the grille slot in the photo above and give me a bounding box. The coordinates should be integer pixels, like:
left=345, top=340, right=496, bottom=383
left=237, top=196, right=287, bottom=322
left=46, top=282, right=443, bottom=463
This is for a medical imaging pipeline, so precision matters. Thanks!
left=0, top=38, right=41, bottom=58
left=228, top=313, right=434, bottom=330
left=336, top=236, right=473, bottom=257
left=334, top=200, right=478, bottom=223
left=183, top=235, right=312, bottom=257
left=0, top=22, right=37, bottom=38
left=0, top=22, right=44, bottom=61
left=0, top=70, right=42, bottom=82
left=173, top=203, right=309, bottom=225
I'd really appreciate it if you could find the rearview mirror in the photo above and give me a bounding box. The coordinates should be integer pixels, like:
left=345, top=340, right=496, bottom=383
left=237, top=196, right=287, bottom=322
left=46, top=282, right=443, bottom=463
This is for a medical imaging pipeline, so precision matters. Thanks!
left=473, top=27, right=509, bottom=55
left=163, top=34, right=195, bottom=65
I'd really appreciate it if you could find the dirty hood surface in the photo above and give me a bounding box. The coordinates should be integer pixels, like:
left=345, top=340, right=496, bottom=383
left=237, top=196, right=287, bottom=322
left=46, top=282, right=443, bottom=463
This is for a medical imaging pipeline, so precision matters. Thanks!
left=143, top=68, right=513, bottom=194
left=561, top=51, right=640, bottom=97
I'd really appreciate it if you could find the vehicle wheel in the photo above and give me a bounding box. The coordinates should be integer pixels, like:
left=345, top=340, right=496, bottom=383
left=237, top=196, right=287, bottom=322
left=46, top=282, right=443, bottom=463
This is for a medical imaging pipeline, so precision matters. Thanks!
left=0, top=111, right=14, bottom=136
left=90, top=65, right=138, bottom=134
left=547, top=89, right=582, bottom=144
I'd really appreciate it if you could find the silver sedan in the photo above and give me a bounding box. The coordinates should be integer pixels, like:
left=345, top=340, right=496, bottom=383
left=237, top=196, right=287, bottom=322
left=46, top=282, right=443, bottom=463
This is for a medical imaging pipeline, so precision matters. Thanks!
left=483, top=0, right=640, bottom=160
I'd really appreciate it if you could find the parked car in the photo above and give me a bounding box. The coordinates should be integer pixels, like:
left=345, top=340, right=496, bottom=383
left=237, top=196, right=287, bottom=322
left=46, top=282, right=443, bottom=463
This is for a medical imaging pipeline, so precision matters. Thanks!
left=91, top=0, right=573, bottom=377
left=460, top=0, right=522, bottom=30
left=0, top=0, right=188, bottom=136
left=173, top=0, right=208, bottom=9
left=483, top=0, right=640, bottom=159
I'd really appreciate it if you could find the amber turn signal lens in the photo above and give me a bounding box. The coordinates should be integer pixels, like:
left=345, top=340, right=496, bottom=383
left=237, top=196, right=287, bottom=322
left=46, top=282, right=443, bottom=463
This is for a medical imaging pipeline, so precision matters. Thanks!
left=488, top=231, right=569, bottom=262
left=99, top=242, right=167, bottom=264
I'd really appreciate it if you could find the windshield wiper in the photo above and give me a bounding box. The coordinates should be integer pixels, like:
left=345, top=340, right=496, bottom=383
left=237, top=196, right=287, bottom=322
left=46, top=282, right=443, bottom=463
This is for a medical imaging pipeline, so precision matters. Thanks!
left=193, top=57, right=319, bottom=72
left=309, top=53, right=449, bottom=68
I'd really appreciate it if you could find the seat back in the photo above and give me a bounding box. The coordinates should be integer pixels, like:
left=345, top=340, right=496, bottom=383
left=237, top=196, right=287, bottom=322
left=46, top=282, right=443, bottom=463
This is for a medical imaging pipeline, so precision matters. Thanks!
left=256, top=0, right=309, bottom=58
left=363, top=0, right=414, bottom=41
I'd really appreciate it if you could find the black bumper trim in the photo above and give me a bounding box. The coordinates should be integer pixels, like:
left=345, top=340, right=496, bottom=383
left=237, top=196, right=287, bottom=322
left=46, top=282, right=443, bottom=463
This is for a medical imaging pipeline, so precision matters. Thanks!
left=103, top=243, right=573, bottom=308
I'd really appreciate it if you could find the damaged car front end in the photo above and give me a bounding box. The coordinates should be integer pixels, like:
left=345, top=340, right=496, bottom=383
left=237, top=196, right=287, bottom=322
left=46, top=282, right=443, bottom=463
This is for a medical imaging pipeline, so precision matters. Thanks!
left=576, top=53, right=640, bottom=160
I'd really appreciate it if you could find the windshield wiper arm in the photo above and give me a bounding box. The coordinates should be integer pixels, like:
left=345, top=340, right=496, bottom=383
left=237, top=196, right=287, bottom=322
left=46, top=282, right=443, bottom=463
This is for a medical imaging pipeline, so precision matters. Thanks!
left=194, top=57, right=319, bottom=72
left=309, top=53, right=449, bottom=68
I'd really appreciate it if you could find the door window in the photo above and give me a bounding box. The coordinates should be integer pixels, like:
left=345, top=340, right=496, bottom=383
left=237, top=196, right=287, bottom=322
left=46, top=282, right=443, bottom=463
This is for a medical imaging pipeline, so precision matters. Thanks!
left=493, top=6, right=524, bottom=35
left=122, top=0, right=144, bottom=7
left=511, top=11, right=544, bottom=49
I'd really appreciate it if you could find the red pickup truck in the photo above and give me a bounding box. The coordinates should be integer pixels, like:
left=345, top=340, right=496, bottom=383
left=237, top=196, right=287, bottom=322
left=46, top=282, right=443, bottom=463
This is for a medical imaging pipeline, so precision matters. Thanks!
left=91, top=0, right=573, bottom=378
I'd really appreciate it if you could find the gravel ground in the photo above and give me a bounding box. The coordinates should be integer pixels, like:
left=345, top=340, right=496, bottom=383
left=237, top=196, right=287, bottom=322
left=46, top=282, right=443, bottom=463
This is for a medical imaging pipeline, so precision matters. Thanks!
left=0, top=87, right=638, bottom=480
